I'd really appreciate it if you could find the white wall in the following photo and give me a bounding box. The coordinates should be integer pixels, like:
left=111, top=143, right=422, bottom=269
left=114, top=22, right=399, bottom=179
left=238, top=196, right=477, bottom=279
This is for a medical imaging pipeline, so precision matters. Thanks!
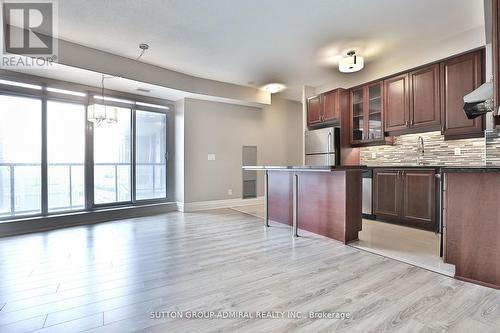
left=57, top=39, right=271, bottom=106
left=316, top=26, right=486, bottom=94
left=175, top=96, right=302, bottom=204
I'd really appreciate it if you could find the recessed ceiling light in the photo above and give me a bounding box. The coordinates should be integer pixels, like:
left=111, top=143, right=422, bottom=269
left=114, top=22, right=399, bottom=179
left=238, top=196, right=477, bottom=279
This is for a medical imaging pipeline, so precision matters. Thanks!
left=339, top=51, right=364, bottom=73
left=262, top=83, right=286, bottom=94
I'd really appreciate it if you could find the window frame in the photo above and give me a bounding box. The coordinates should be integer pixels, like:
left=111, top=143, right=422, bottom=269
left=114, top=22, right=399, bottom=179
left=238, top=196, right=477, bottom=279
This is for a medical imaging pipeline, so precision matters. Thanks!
left=133, top=108, right=169, bottom=204
left=0, top=74, right=171, bottom=222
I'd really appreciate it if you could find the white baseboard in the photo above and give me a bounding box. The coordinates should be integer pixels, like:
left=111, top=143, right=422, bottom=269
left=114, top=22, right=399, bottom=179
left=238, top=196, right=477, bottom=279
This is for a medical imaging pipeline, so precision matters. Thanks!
left=177, top=197, right=264, bottom=212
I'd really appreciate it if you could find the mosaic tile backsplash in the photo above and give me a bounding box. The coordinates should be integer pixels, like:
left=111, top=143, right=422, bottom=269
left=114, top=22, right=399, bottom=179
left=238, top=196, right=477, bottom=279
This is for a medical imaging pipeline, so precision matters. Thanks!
left=360, top=131, right=486, bottom=166
left=486, top=130, right=500, bottom=166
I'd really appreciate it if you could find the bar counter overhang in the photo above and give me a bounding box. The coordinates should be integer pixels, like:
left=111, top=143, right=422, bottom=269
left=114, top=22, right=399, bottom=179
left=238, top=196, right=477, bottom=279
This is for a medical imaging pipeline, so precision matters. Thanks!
left=243, top=166, right=366, bottom=244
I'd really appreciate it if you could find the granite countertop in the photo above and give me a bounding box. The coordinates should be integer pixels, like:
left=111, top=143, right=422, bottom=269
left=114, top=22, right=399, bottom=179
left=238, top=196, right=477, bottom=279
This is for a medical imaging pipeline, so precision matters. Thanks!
left=243, top=165, right=500, bottom=173
left=242, top=165, right=367, bottom=171
left=365, top=165, right=500, bottom=172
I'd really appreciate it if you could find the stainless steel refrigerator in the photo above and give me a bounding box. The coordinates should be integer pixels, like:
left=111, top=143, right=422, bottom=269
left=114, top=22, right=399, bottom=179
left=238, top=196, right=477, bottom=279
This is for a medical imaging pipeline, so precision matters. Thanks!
left=304, top=127, right=340, bottom=166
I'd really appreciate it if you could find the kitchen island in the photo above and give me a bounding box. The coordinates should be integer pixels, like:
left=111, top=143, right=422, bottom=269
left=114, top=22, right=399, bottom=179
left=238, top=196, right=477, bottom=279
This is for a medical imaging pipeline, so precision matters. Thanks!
left=441, top=167, right=500, bottom=289
left=243, top=166, right=365, bottom=244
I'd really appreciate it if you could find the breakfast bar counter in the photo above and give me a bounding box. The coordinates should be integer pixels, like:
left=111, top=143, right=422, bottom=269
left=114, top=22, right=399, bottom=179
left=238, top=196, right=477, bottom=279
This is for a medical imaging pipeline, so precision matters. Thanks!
left=243, top=166, right=366, bottom=244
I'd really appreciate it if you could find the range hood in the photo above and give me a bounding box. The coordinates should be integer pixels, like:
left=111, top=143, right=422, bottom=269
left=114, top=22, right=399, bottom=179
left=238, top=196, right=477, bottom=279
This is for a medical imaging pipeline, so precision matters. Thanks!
left=463, top=81, right=494, bottom=119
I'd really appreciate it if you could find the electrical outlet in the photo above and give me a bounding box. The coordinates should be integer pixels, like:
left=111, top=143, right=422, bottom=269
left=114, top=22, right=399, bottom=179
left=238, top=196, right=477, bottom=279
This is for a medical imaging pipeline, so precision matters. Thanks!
left=207, top=154, right=216, bottom=161
left=371, top=152, right=377, bottom=159
left=227, top=189, right=233, bottom=195
left=454, top=148, right=461, bottom=156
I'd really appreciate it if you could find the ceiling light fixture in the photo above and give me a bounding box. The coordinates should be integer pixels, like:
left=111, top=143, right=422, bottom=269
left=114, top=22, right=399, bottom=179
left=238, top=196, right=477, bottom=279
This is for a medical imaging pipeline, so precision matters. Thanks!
left=339, top=51, right=364, bottom=73
left=262, top=83, right=286, bottom=94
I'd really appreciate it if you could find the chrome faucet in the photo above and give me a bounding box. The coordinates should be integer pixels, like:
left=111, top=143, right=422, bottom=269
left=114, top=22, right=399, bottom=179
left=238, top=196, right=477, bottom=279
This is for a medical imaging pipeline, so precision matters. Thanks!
left=417, top=136, right=425, bottom=165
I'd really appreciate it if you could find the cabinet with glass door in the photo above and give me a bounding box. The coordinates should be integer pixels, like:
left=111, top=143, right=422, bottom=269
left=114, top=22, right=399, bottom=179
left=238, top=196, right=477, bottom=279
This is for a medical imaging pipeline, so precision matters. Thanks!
left=350, top=81, right=390, bottom=146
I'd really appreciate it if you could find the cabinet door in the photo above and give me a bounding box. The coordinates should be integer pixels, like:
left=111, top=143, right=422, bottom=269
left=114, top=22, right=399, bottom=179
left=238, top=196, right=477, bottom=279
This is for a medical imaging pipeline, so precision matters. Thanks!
left=323, top=90, right=339, bottom=122
left=410, top=64, right=441, bottom=129
left=440, top=51, right=483, bottom=137
left=373, top=169, right=400, bottom=218
left=401, top=170, right=436, bottom=230
left=367, top=82, right=383, bottom=140
left=384, top=74, right=410, bottom=132
left=350, top=88, right=365, bottom=143
left=307, top=95, right=322, bottom=125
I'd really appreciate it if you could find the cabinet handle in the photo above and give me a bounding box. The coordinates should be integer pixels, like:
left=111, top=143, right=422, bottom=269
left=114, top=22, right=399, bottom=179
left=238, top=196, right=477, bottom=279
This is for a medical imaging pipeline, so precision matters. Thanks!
left=411, top=119, right=414, bottom=126
left=405, top=120, right=409, bottom=127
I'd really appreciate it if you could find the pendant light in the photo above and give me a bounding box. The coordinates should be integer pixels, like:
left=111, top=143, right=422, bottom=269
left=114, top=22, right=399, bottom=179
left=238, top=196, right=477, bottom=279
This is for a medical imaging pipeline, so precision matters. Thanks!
left=339, top=51, right=364, bottom=73
left=87, top=74, right=118, bottom=125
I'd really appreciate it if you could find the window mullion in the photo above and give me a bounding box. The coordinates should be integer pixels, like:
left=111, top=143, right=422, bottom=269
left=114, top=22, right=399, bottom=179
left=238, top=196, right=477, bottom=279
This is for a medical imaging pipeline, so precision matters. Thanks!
left=41, top=93, right=48, bottom=215
left=131, top=108, right=137, bottom=203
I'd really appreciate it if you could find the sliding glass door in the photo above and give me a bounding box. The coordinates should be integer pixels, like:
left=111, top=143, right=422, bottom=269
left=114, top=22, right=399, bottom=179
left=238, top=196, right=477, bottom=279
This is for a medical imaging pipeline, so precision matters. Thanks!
left=0, top=95, right=42, bottom=217
left=135, top=110, right=167, bottom=200
left=47, top=101, right=86, bottom=212
left=93, top=106, right=132, bottom=204
left=0, top=78, right=170, bottom=222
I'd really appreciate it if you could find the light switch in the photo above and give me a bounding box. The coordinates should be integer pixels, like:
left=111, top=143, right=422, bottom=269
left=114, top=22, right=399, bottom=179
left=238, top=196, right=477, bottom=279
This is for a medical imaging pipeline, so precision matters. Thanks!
left=371, top=152, right=377, bottom=159
left=208, top=154, right=216, bottom=161
left=227, top=189, right=233, bottom=195
left=454, top=148, right=461, bottom=156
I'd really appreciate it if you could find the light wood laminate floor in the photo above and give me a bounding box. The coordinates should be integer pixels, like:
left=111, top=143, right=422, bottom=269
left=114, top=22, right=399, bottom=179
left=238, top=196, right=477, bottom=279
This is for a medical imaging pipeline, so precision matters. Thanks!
left=0, top=209, right=499, bottom=332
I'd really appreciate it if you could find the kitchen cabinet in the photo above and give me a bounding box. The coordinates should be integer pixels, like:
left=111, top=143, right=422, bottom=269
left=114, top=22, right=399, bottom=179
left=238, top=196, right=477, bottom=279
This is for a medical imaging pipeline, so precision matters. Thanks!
left=373, top=168, right=436, bottom=230
left=410, top=64, right=441, bottom=130
left=322, top=89, right=339, bottom=122
left=440, top=50, right=484, bottom=138
left=493, top=0, right=500, bottom=125
left=307, top=95, right=322, bottom=125
left=384, top=64, right=441, bottom=134
left=384, top=74, right=409, bottom=132
left=350, top=81, right=389, bottom=146
left=307, top=89, right=344, bottom=126
left=373, top=169, right=400, bottom=218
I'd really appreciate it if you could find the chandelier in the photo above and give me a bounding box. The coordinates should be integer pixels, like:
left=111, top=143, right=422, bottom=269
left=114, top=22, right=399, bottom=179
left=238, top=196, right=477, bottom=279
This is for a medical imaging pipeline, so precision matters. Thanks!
left=87, top=74, right=118, bottom=125
left=87, top=103, right=118, bottom=125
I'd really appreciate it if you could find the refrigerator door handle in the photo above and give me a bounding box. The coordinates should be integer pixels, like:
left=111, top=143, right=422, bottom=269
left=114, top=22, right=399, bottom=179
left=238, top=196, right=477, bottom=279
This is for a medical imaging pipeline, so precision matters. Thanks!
left=328, top=131, right=332, bottom=153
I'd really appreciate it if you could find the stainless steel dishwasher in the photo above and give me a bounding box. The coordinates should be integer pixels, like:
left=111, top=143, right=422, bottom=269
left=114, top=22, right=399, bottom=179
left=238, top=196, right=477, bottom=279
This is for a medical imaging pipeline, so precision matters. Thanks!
left=362, top=169, right=374, bottom=219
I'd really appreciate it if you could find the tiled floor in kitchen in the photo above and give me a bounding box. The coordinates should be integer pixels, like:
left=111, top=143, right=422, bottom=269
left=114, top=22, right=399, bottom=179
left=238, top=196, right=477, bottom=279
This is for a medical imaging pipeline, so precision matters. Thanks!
left=232, top=204, right=455, bottom=277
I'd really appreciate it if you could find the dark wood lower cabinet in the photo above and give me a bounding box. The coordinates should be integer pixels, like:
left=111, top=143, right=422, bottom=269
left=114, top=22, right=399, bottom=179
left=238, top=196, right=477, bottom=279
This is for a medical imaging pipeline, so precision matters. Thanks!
left=373, top=170, right=400, bottom=218
left=374, top=168, right=437, bottom=231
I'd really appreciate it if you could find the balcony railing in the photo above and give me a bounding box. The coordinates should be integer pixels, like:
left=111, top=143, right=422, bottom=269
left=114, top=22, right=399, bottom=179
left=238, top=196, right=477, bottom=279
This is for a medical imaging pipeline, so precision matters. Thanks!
left=0, top=162, right=167, bottom=218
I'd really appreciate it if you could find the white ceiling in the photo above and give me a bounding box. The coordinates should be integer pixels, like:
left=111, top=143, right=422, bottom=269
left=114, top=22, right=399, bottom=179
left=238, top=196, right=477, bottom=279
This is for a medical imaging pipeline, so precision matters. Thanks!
left=49, top=0, right=485, bottom=100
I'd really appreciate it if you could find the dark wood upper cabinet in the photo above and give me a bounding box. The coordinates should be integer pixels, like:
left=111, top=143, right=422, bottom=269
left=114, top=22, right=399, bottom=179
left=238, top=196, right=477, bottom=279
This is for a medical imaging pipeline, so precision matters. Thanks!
left=440, top=50, right=484, bottom=138
left=373, top=168, right=437, bottom=231
left=322, top=89, right=339, bottom=122
left=307, top=89, right=343, bottom=127
left=493, top=0, right=500, bottom=123
left=384, top=74, right=410, bottom=132
left=307, top=95, right=322, bottom=125
left=384, top=64, right=440, bottom=134
left=409, top=64, right=441, bottom=129
left=350, top=81, right=390, bottom=146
